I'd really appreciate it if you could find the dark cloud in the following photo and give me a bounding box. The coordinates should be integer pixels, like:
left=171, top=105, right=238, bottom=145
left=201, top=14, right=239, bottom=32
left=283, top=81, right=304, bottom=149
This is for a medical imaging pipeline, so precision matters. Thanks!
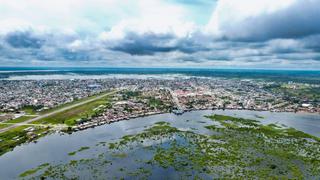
left=300, top=34, right=320, bottom=52
left=59, top=49, right=90, bottom=61
left=110, top=32, right=209, bottom=55
left=220, top=0, right=320, bottom=41
left=0, top=27, right=319, bottom=68
left=4, top=31, right=44, bottom=49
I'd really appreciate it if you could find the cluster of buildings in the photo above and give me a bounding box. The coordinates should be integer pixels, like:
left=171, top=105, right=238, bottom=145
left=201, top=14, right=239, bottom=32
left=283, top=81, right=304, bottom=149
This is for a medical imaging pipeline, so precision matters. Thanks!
left=0, top=77, right=319, bottom=127
left=0, top=79, right=115, bottom=112
left=157, top=78, right=318, bottom=113
left=75, top=89, right=174, bottom=130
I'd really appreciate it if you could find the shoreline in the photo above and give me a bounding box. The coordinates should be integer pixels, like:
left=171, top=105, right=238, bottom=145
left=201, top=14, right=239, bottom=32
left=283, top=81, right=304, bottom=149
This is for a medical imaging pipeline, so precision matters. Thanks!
left=72, top=107, right=320, bottom=132
left=1, top=108, right=318, bottom=158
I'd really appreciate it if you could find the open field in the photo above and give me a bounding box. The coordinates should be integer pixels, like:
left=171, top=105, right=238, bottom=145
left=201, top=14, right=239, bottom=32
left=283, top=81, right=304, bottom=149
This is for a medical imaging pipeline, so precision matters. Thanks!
left=5, top=116, right=35, bottom=124
left=38, top=91, right=111, bottom=115
left=0, top=116, right=35, bottom=130
left=0, top=90, right=117, bottom=156
left=33, top=95, right=110, bottom=126
left=0, top=124, right=10, bottom=129
left=0, top=125, right=49, bottom=156
left=0, top=90, right=117, bottom=133
left=17, top=91, right=116, bottom=116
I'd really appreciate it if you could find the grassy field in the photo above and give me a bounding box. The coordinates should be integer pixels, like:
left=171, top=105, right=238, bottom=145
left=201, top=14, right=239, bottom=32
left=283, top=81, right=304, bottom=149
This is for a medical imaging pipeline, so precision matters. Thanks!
left=0, top=116, right=35, bottom=130
left=21, top=106, right=39, bottom=115
left=33, top=95, right=110, bottom=126
left=0, top=90, right=115, bottom=157
left=0, top=125, right=48, bottom=156
left=14, top=91, right=112, bottom=116
left=0, top=91, right=115, bottom=130
left=0, top=124, right=10, bottom=129
left=5, top=116, right=35, bottom=124
left=38, top=91, right=112, bottom=115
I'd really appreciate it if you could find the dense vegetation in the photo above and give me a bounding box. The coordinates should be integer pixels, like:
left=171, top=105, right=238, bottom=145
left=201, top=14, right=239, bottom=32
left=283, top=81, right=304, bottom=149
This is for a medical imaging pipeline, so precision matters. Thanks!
left=0, top=126, right=49, bottom=156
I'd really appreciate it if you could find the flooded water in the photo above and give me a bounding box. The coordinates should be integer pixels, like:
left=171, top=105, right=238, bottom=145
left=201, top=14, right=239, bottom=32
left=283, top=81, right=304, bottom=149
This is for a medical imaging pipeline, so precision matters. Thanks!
left=0, top=110, right=319, bottom=179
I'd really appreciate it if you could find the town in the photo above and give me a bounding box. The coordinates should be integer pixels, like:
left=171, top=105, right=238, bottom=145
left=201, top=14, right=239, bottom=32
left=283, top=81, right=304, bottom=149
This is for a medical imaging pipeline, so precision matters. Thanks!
left=1, top=78, right=319, bottom=112
left=0, top=77, right=319, bottom=129
left=0, top=76, right=319, bottom=156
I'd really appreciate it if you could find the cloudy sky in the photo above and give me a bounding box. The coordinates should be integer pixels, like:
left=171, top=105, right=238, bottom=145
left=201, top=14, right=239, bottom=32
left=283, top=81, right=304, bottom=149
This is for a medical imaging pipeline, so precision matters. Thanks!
left=0, top=0, right=320, bottom=69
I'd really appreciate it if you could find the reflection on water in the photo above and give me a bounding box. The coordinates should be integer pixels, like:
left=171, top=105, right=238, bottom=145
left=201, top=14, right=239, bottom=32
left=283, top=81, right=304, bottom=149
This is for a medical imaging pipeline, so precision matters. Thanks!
left=0, top=110, right=319, bottom=179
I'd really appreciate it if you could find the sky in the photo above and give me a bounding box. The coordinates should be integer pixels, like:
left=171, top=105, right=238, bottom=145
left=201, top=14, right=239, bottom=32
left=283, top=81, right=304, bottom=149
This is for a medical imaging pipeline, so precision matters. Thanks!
left=0, top=0, right=320, bottom=69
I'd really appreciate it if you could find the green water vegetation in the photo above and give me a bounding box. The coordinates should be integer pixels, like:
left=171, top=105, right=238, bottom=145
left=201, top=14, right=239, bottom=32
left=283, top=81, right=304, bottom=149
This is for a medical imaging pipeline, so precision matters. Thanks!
left=19, top=115, right=320, bottom=179
left=111, top=152, right=127, bottom=158
left=19, top=163, right=49, bottom=177
left=254, top=114, right=264, bottom=119
left=0, top=126, right=49, bottom=156
left=68, top=146, right=90, bottom=156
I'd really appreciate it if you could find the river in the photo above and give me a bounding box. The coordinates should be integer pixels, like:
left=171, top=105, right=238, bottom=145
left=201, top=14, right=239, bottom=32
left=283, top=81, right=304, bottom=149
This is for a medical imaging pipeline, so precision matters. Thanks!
left=0, top=110, right=319, bottom=179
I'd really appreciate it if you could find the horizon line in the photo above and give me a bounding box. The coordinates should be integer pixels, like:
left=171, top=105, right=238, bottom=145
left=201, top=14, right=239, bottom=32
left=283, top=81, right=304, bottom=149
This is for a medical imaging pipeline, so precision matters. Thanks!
left=0, top=66, right=320, bottom=71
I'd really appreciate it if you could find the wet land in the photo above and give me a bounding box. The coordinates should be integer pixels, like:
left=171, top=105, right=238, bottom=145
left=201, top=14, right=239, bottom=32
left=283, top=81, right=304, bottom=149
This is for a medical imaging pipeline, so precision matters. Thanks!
left=0, top=110, right=319, bottom=179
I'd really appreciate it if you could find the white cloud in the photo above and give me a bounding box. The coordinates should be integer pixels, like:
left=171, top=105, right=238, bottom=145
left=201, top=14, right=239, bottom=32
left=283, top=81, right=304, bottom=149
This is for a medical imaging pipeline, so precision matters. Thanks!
left=0, top=0, right=197, bottom=37
left=100, top=0, right=196, bottom=42
left=0, top=0, right=319, bottom=69
left=206, top=0, right=320, bottom=40
left=0, top=0, right=134, bottom=34
left=206, top=0, right=295, bottom=34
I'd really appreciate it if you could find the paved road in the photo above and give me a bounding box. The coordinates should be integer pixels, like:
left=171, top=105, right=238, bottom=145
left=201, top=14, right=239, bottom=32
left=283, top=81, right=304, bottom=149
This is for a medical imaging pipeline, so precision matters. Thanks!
left=0, top=90, right=118, bottom=133
left=166, top=88, right=184, bottom=110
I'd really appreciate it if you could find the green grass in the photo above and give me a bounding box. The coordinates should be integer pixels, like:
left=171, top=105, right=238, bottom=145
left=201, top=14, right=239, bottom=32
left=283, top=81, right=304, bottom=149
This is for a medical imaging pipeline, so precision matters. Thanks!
left=0, top=125, right=50, bottom=156
left=5, top=116, right=34, bottom=124
left=33, top=96, right=110, bottom=126
left=0, top=116, right=36, bottom=131
left=37, top=90, right=113, bottom=115
left=0, top=124, right=10, bottom=129
left=0, top=91, right=115, bottom=157
left=21, top=106, right=39, bottom=115
left=148, top=97, right=163, bottom=108
left=266, top=84, right=320, bottom=102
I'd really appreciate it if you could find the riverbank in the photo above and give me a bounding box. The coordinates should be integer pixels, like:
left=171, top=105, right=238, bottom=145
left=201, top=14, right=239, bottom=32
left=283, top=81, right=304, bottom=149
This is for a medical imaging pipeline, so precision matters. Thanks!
left=71, top=107, right=320, bottom=133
